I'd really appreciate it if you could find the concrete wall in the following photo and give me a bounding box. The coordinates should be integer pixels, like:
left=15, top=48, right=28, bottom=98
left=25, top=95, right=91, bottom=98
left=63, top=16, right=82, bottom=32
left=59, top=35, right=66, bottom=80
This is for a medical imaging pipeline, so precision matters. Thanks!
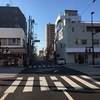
left=0, top=28, right=27, bottom=47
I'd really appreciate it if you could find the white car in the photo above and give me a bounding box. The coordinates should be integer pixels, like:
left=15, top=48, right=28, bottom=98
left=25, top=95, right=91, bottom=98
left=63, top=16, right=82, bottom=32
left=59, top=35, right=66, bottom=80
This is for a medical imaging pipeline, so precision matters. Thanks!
left=57, top=57, right=66, bottom=65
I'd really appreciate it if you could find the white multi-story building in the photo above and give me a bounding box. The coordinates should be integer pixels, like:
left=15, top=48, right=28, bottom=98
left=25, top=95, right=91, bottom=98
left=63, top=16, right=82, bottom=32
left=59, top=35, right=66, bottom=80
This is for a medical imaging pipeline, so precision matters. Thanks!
left=55, top=10, right=100, bottom=64
left=0, top=28, right=27, bottom=66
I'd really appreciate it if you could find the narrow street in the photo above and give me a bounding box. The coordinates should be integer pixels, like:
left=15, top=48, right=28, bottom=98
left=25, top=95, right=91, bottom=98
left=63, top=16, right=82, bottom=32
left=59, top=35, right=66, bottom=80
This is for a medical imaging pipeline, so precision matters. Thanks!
left=0, top=60, right=100, bottom=100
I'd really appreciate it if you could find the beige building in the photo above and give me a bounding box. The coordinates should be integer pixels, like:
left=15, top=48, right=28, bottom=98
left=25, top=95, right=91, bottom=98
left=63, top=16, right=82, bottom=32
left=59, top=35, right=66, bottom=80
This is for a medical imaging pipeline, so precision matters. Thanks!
left=55, top=10, right=100, bottom=64
left=46, top=23, right=55, bottom=56
left=0, top=28, right=27, bottom=66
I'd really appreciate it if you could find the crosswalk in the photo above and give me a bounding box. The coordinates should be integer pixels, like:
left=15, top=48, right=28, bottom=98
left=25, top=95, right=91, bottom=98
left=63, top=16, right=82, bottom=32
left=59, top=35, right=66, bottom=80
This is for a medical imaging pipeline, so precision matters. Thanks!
left=3, top=75, right=100, bottom=94
left=28, top=65, right=60, bottom=68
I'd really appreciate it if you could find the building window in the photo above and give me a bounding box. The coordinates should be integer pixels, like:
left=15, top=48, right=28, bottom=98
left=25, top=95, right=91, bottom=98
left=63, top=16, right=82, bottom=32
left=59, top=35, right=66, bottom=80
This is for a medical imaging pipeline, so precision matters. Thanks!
left=8, top=38, right=20, bottom=45
left=93, top=39, right=99, bottom=45
left=82, top=39, right=87, bottom=44
left=0, top=38, right=7, bottom=45
left=72, top=27, right=74, bottom=32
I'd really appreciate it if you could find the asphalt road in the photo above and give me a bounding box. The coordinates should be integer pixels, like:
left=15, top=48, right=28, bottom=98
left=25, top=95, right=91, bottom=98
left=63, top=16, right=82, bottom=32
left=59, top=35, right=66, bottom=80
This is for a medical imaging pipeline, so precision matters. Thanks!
left=0, top=60, right=100, bottom=100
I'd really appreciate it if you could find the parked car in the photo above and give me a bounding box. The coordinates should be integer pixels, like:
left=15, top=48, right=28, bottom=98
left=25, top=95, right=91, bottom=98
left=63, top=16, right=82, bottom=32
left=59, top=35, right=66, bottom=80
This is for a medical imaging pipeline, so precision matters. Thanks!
left=57, top=57, right=66, bottom=65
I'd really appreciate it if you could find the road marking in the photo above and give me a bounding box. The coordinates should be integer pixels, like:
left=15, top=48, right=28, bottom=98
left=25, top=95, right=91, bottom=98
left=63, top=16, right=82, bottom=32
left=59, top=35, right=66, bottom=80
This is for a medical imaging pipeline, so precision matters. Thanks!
left=43, top=65, right=46, bottom=67
left=38, top=65, right=41, bottom=67
left=29, top=66, right=32, bottom=68
left=54, top=82, right=74, bottom=100
left=39, top=77, right=50, bottom=91
left=50, top=76, right=58, bottom=80
left=71, top=76, right=99, bottom=89
left=63, top=90, right=74, bottom=100
left=61, top=76, right=83, bottom=89
left=52, top=65, right=55, bottom=67
left=0, top=93, right=8, bottom=100
left=33, top=66, right=37, bottom=68
left=54, top=82, right=66, bottom=90
left=23, top=77, right=34, bottom=92
left=48, top=65, right=51, bottom=67
left=4, top=77, right=23, bottom=93
left=81, top=75, right=100, bottom=85
left=54, top=70, right=58, bottom=73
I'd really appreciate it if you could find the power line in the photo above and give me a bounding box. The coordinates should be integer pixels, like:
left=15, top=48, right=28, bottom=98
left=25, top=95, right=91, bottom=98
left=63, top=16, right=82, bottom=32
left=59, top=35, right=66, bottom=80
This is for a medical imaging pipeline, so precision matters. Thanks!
left=10, top=0, right=13, bottom=6
left=21, top=0, right=26, bottom=16
left=68, top=0, right=96, bottom=28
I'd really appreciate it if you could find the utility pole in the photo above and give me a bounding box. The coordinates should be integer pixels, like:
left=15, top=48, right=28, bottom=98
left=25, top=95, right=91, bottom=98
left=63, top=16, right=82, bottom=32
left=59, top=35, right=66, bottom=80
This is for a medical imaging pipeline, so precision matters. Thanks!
left=27, top=15, right=35, bottom=66
left=91, top=12, right=95, bottom=65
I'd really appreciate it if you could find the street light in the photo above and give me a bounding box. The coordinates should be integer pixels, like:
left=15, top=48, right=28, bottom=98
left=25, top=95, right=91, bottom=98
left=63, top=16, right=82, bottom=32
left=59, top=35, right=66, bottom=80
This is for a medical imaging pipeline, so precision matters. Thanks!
left=91, top=12, right=95, bottom=65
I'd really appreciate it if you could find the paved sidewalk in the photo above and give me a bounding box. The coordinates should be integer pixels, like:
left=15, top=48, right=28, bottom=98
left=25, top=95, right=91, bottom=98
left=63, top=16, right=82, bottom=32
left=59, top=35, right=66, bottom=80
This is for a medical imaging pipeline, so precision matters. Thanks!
left=64, top=64, right=100, bottom=75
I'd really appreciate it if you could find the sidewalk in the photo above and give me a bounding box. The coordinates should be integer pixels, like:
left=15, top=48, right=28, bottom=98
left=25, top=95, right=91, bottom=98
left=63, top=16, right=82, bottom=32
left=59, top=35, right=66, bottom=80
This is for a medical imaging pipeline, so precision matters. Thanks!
left=64, top=64, right=100, bottom=75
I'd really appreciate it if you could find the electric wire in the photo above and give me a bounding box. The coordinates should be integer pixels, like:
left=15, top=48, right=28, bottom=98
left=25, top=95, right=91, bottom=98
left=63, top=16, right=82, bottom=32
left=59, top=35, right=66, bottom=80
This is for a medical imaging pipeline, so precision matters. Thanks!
left=68, top=0, right=96, bottom=28
left=10, top=0, right=13, bottom=6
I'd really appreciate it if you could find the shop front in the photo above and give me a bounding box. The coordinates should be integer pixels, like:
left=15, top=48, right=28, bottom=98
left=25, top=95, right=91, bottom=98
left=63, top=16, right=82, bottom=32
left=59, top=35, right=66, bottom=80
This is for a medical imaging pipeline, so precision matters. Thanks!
left=0, top=48, right=27, bottom=67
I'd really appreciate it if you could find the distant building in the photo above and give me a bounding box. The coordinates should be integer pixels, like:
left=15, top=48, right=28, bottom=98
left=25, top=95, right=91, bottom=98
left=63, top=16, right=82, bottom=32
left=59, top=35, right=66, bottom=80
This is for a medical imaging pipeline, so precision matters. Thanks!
left=55, top=10, right=100, bottom=64
left=46, top=23, right=55, bottom=57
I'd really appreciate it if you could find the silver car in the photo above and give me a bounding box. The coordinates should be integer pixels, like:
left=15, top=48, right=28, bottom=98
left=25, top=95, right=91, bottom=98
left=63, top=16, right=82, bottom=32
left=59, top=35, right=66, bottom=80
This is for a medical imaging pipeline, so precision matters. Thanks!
left=57, top=57, right=66, bottom=65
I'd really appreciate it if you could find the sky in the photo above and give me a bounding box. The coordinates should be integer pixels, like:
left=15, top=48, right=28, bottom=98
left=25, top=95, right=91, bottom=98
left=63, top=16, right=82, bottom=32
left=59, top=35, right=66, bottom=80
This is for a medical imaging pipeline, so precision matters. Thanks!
left=0, top=0, right=100, bottom=54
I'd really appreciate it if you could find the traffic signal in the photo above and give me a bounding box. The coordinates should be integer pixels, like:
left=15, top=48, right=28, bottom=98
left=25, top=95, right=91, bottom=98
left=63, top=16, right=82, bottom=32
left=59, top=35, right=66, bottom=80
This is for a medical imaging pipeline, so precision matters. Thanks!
left=6, top=47, right=9, bottom=53
left=34, top=40, right=40, bottom=42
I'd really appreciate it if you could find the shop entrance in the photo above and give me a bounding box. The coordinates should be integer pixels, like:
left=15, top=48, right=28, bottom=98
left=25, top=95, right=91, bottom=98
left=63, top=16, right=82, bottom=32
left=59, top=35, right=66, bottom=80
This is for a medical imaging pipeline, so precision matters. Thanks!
left=74, top=54, right=88, bottom=64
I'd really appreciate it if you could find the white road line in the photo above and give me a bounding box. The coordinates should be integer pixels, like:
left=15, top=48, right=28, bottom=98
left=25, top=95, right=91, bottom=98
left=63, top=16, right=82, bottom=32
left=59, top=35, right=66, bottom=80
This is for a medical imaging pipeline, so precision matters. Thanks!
left=38, top=65, right=42, bottom=68
left=54, top=82, right=74, bottom=100
left=48, top=65, right=51, bottom=67
left=81, top=75, right=100, bottom=85
left=54, top=82, right=66, bottom=90
left=33, top=66, right=37, bottom=68
left=52, top=65, right=55, bottom=67
left=63, top=90, right=74, bottom=100
left=4, top=77, right=23, bottom=93
left=29, top=66, right=32, bottom=68
left=0, top=93, right=8, bottom=100
left=43, top=65, right=46, bottom=67
left=71, top=76, right=99, bottom=89
left=23, top=77, right=34, bottom=92
left=39, top=77, right=50, bottom=91
left=61, top=76, right=83, bottom=89
left=50, top=76, right=58, bottom=81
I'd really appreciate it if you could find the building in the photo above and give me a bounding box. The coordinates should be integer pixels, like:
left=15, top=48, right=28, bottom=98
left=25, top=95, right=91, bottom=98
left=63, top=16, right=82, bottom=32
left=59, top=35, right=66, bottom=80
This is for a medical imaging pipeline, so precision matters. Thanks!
left=46, top=23, right=55, bottom=58
left=55, top=10, right=100, bottom=64
left=0, top=5, right=27, bottom=66
left=0, top=4, right=27, bottom=33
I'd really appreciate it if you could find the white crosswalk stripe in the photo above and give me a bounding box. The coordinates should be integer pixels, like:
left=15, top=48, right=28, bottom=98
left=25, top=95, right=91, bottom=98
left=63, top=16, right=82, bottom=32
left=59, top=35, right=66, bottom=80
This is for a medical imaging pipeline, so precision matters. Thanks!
left=3, top=75, right=100, bottom=94
left=71, top=76, right=100, bottom=89
left=23, top=77, right=34, bottom=92
left=81, top=75, right=100, bottom=85
left=39, top=77, right=50, bottom=91
left=4, top=77, right=23, bottom=93
left=61, top=76, right=83, bottom=89
left=31, top=65, right=61, bottom=68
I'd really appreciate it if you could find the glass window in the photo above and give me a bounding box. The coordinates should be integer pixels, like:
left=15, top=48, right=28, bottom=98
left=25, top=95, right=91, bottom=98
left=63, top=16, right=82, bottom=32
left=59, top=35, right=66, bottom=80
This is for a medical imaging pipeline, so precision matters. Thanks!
left=0, top=38, right=7, bottom=45
left=72, top=27, right=74, bottom=32
left=17, top=38, right=20, bottom=45
left=82, top=39, right=87, bottom=44
left=93, top=39, right=99, bottom=45
left=8, top=38, right=16, bottom=45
